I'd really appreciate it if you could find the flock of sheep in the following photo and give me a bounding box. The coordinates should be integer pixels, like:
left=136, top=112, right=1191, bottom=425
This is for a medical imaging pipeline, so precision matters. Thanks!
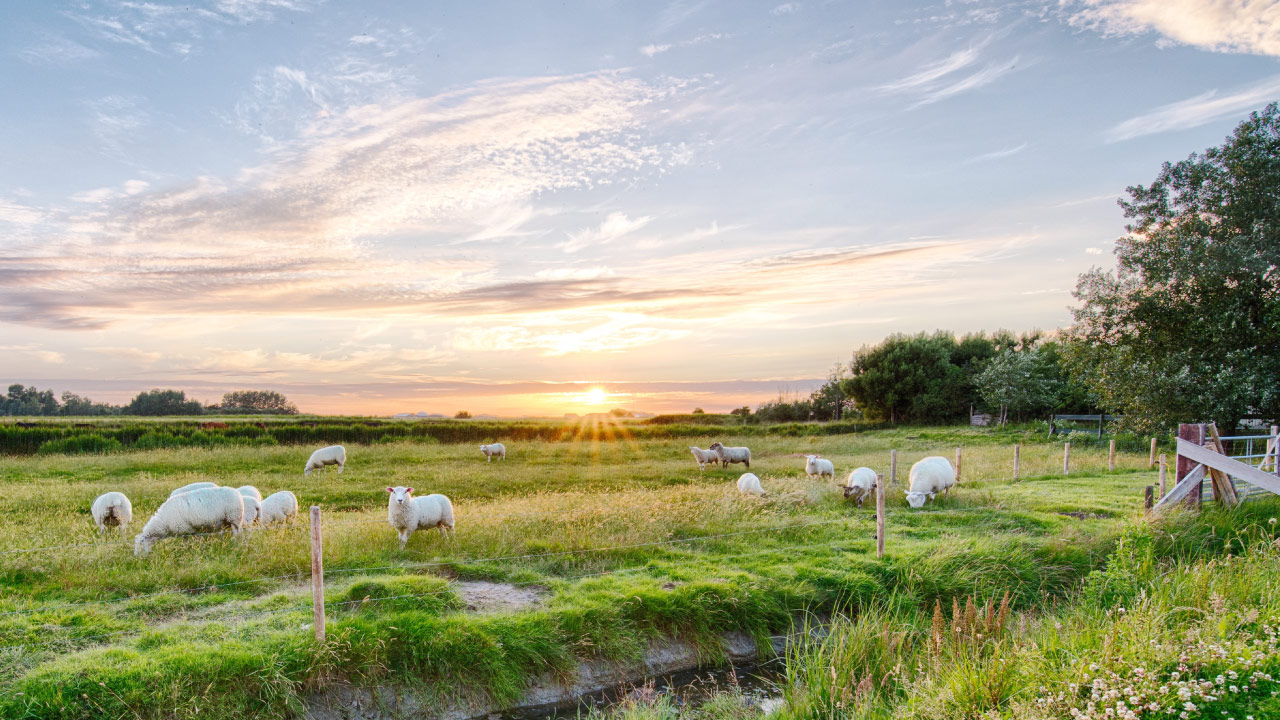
left=692, top=443, right=957, bottom=508
left=84, top=439, right=957, bottom=557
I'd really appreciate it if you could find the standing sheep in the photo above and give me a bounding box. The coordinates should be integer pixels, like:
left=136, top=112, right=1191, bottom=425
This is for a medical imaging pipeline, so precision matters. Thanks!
left=91, top=491, right=133, bottom=535
left=479, top=443, right=506, bottom=462
left=386, top=486, right=454, bottom=549
left=709, top=442, right=751, bottom=469
left=170, top=481, right=218, bottom=497
left=304, top=445, right=346, bottom=476
left=238, top=486, right=263, bottom=523
left=237, top=486, right=263, bottom=503
left=134, top=487, right=245, bottom=556
left=840, top=467, right=878, bottom=507
left=259, top=491, right=299, bottom=524
left=904, top=456, right=957, bottom=508
left=805, top=455, right=835, bottom=478
left=690, top=446, right=721, bottom=471
left=737, top=472, right=766, bottom=496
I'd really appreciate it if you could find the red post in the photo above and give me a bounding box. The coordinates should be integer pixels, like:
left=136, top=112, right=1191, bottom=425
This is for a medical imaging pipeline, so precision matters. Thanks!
left=1177, top=424, right=1205, bottom=509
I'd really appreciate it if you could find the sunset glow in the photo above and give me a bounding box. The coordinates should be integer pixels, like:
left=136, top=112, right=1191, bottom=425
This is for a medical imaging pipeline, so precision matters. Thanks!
left=1, top=2, right=1272, bottom=415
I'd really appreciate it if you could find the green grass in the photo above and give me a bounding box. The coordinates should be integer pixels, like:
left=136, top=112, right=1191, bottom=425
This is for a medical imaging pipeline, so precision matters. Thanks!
left=0, top=426, right=1164, bottom=718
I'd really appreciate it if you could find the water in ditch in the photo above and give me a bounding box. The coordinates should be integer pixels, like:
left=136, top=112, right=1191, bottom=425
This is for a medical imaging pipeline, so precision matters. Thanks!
left=497, top=660, right=787, bottom=720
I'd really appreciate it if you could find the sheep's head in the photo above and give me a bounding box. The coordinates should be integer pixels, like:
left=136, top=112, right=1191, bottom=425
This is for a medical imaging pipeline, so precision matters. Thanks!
left=708, top=442, right=724, bottom=450
left=134, top=534, right=153, bottom=556
left=904, top=491, right=927, bottom=508
left=386, top=486, right=415, bottom=505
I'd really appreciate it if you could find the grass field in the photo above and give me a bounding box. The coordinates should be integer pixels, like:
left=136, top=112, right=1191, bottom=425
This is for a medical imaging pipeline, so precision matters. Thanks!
left=0, top=427, right=1177, bottom=718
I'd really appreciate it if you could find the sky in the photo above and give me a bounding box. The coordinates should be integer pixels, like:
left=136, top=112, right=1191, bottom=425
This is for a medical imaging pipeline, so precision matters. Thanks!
left=2, top=0, right=1279, bottom=416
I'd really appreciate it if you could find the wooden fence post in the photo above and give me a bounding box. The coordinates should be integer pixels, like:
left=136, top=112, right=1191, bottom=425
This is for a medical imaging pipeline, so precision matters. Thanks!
left=955, top=447, right=962, bottom=484
left=1063, top=442, right=1071, bottom=475
left=889, top=449, right=897, bottom=487
left=1013, top=443, right=1021, bottom=481
left=1149, top=437, right=1158, bottom=469
left=1272, top=425, right=1279, bottom=477
left=1158, top=453, right=1167, bottom=498
left=1144, top=486, right=1153, bottom=511
left=1177, top=424, right=1205, bottom=509
left=310, top=505, right=325, bottom=643
left=1108, top=439, right=1116, bottom=472
left=875, top=474, right=885, bottom=559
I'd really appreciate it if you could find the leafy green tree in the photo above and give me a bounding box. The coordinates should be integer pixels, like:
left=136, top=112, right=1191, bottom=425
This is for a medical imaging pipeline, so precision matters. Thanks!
left=454, top=410, right=471, bottom=419
left=124, top=389, right=205, bottom=416
left=1066, top=104, right=1280, bottom=432
left=0, top=384, right=59, bottom=416
left=844, top=332, right=965, bottom=423
left=219, top=390, right=298, bottom=414
left=974, top=349, right=1052, bottom=425
left=691, top=407, right=705, bottom=414
left=58, top=391, right=119, bottom=416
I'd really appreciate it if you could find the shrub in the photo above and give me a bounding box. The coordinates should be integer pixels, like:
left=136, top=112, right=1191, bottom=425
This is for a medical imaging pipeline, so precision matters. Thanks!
left=36, top=434, right=123, bottom=455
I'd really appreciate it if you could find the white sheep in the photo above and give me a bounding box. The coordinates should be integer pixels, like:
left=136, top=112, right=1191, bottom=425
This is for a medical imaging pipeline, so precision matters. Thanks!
left=737, top=472, right=766, bottom=496
left=479, top=443, right=506, bottom=462
left=709, top=442, right=751, bottom=468
left=237, top=485, right=263, bottom=503
left=840, top=467, right=878, bottom=507
left=690, top=446, right=721, bottom=471
left=259, top=491, right=299, bottom=524
left=169, top=481, right=218, bottom=497
left=91, top=491, right=133, bottom=535
left=904, top=456, right=957, bottom=508
left=304, top=445, right=346, bottom=476
left=240, top=495, right=262, bottom=524
left=805, top=454, right=835, bottom=478
left=134, top=486, right=245, bottom=556
left=386, top=486, right=454, bottom=549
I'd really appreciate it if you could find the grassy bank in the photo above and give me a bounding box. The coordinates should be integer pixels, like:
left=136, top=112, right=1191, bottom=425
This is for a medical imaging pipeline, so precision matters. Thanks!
left=0, top=429, right=1162, bottom=718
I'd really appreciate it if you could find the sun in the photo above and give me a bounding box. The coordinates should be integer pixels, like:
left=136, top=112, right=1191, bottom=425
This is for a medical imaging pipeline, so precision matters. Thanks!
left=584, top=387, right=607, bottom=405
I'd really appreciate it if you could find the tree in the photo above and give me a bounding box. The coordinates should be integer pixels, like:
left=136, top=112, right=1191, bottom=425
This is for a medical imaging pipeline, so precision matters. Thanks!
left=454, top=410, right=472, bottom=419
left=124, top=389, right=205, bottom=416
left=691, top=408, right=705, bottom=414
left=729, top=406, right=751, bottom=417
left=1066, top=104, right=1280, bottom=432
left=220, top=390, right=298, bottom=414
left=0, top=384, right=59, bottom=416
left=59, top=391, right=119, bottom=416
left=844, top=332, right=966, bottom=423
left=974, top=349, right=1052, bottom=425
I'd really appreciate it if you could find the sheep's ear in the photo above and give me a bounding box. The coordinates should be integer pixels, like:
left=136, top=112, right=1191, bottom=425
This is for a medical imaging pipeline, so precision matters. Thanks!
left=405, top=487, right=414, bottom=494
left=386, top=487, right=394, bottom=493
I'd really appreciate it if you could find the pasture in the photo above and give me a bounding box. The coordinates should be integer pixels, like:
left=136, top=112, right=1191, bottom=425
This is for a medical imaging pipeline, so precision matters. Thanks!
left=0, top=428, right=1158, bottom=719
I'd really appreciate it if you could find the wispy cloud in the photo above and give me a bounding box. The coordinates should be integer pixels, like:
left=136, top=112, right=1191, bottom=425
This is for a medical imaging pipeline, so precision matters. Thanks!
left=451, top=312, right=690, bottom=356
left=875, top=47, right=981, bottom=92
left=874, top=38, right=1019, bottom=108
left=656, top=0, right=710, bottom=33
left=1067, top=0, right=1280, bottom=57
left=558, top=212, right=655, bottom=253
left=641, top=43, right=672, bottom=57
left=771, top=3, right=801, bottom=15
left=640, top=32, right=727, bottom=57
left=18, top=35, right=101, bottom=65
left=910, top=55, right=1020, bottom=108
left=962, top=142, right=1028, bottom=164
left=63, top=0, right=314, bottom=56
left=1106, top=73, right=1280, bottom=141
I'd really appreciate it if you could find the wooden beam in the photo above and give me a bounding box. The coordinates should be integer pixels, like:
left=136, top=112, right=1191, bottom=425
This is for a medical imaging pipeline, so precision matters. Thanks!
left=1205, top=423, right=1241, bottom=506
left=1175, top=439, right=1280, bottom=498
left=1154, top=463, right=1206, bottom=510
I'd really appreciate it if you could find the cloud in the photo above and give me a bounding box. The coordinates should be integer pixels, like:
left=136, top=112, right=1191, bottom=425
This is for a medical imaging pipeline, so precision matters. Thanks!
left=640, top=32, right=726, bottom=57
left=0, top=198, right=45, bottom=226
left=533, top=266, right=617, bottom=281
left=874, top=39, right=1019, bottom=108
left=451, top=313, right=690, bottom=356
left=771, top=3, right=801, bottom=15
left=641, top=43, right=672, bottom=57
left=1085, top=247, right=1105, bottom=254
left=18, top=35, right=101, bottom=65
left=656, top=0, right=710, bottom=33
left=0, top=72, right=686, bottom=329
left=85, top=95, right=151, bottom=157
left=64, top=0, right=314, bottom=55
left=962, top=142, right=1028, bottom=164
left=0, top=345, right=65, bottom=364
left=1106, top=74, right=1280, bottom=141
left=1067, top=0, right=1280, bottom=57
left=558, top=212, right=655, bottom=253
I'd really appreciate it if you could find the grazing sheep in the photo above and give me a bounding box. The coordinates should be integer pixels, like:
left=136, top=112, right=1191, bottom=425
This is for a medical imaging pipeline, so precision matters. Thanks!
left=386, top=486, right=455, bottom=549
left=805, top=455, right=835, bottom=478
left=237, top=485, right=263, bottom=503
left=904, top=456, right=957, bottom=509
left=737, top=472, right=766, bottom=496
left=259, top=491, right=299, bottom=524
left=690, top=446, right=721, bottom=471
left=479, top=443, right=506, bottom=462
left=91, top=492, right=133, bottom=535
left=169, top=481, right=218, bottom=497
left=304, top=445, right=346, bottom=476
left=841, top=467, right=878, bottom=507
left=709, top=442, right=751, bottom=468
left=134, top=487, right=245, bottom=556
left=240, top=495, right=262, bottom=524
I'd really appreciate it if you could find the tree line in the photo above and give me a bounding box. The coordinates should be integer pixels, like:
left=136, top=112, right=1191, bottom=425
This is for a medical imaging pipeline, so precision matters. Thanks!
left=0, top=386, right=299, bottom=416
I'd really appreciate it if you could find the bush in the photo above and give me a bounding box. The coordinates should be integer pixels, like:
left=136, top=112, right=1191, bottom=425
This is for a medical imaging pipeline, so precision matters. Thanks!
left=36, top=434, right=123, bottom=455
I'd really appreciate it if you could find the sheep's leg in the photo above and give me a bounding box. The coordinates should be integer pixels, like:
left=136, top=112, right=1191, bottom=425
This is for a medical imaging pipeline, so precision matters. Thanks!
left=337, top=462, right=344, bottom=475
left=398, top=529, right=410, bottom=549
